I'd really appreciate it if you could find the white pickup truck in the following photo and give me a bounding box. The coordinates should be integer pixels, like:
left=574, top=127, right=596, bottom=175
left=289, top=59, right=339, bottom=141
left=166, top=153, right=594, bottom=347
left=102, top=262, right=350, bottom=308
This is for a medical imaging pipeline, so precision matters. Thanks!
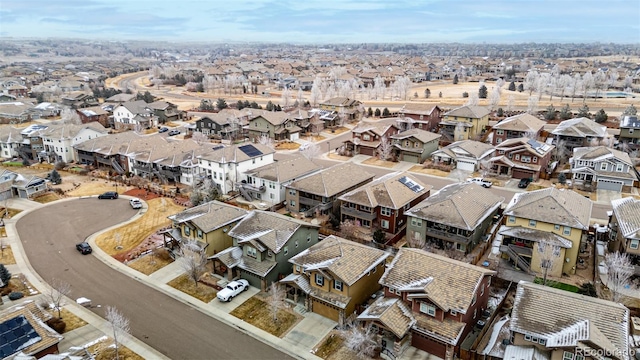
left=467, top=177, right=493, bottom=188
left=216, top=279, right=249, bottom=302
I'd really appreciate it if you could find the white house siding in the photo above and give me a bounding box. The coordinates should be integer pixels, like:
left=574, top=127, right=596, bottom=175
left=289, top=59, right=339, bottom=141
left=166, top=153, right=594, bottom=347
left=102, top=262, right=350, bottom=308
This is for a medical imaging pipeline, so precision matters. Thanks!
left=198, top=154, right=275, bottom=195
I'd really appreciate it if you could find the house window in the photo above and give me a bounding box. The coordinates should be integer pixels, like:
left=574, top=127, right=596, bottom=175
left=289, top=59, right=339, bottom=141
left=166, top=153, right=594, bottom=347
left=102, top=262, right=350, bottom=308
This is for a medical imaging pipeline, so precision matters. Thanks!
left=508, top=216, right=516, bottom=223
left=529, top=219, right=537, bottom=227
left=524, top=334, right=532, bottom=341
left=184, top=227, right=191, bottom=236
left=472, top=294, right=477, bottom=306
left=496, top=130, right=504, bottom=135
left=563, top=226, right=571, bottom=236
left=361, top=219, right=371, bottom=227
left=295, top=240, right=299, bottom=248
left=289, top=189, right=296, bottom=195
left=295, top=265, right=301, bottom=272
left=363, top=134, right=370, bottom=141
left=360, top=205, right=371, bottom=212
left=197, top=229, right=203, bottom=238
left=515, top=154, right=520, bottom=160
left=315, top=274, right=324, bottom=286
left=411, top=218, right=422, bottom=227
left=334, top=280, right=343, bottom=291
left=616, top=163, right=624, bottom=172
left=307, top=236, right=311, bottom=242
left=381, top=220, right=389, bottom=229
left=450, top=310, right=457, bottom=316
left=290, top=200, right=295, bottom=206
left=380, top=207, right=392, bottom=216
left=521, top=156, right=531, bottom=163
left=247, top=246, right=257, bottom=258
left=630, top=240, right=639, bottom=249
left=539, top=338, right=547, bottom=346
left=268, top=250, right=273, bottom=257
left=554, top=224, right=561, bottom=231
left=600, top=163, right=608, bottom=171
left=419, top=303, right=436, bottom=317
left=533, top=156, right=538, bottom=163
left=563, top=351, right=574, bottom=360
left=283, top=246, right=288, bottom=256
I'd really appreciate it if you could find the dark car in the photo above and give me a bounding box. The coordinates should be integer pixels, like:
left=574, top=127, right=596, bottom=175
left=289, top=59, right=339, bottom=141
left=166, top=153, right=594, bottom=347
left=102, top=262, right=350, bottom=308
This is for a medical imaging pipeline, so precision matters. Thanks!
left=158, top=127, right=169, bottom=133
left=168, top=129, right=180, bottom=136
left=518, top=178, right=532, bottom=188
left=98, top=191, right=118, bottom=199
left=76, top=242, right=92, bottom=254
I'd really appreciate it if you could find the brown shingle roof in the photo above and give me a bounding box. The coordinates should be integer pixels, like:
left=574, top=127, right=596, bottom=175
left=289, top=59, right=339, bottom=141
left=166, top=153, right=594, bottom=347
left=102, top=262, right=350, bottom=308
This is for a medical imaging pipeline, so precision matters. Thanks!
left=493, top=113, right=545, bottom=133
left=504, top=188, right=592, bottom=230
left=338, top=171, right=432, bottom=209
left=444, top=105, right=490, bottom=119
left=357, top=297, right=415, bottom=338
left=287, top=162, right=374, bottom=197
left=168, top=200, right=249, bottom=233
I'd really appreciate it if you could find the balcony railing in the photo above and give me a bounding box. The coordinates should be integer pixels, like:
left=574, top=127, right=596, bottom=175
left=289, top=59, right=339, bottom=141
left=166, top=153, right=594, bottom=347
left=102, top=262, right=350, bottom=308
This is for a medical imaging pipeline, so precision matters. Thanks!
left=426, top=227, right=472, bottom=244
left=341, top=206, right=377, bottom=221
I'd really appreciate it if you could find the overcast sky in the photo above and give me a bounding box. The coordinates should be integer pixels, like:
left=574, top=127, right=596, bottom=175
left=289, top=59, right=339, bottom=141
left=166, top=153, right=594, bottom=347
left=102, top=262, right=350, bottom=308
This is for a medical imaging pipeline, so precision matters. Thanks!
left=1, top=0, right=639, bottom=44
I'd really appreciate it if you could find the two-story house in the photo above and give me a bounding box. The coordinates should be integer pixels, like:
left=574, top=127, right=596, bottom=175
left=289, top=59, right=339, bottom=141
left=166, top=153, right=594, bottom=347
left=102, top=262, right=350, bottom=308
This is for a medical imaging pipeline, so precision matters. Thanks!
left=439, top=105, right=490, bottom=145
left=166, top=200, right=249, bottom=257
left=430, top=140, right=495, bottom=172
left=210, top=210, right=319, bottom=291
left=491, top=113, right=545, bottom=145
left=551, top=117, right=607, bottom=153
left=146, top=100, right=185, bottom=124
left=283, top=235, right=389, bottom=325
left=77, top=106, right=110, bottom=127
left=508, top=281, right=629, bottom=360
left=396, top=104, right=442, bottom=133
left=318, top=97, right=362, bottom=122
left=488, top=138, right=555, bottom=180
left=61, top=93, right=98, bottom=109
left=247, top=112, right=301, bottom=142
left=358, top=248, right=494, bottom=359
left=339, top=172, right=432, bottom=239
left=0, top=301, right=64, bottom=359
left=241, top=153, right=321, bottom=207
left=608, top=197, right=640, bottom=265
left=112, top=100, right=156, bottom=131
left=195, top=113, right=242, bottom=139
left=406, top=182, right=504, bottom=255
left=197, top=143, right=275, bottom=194
left=0, top=126, right=24, bottom=159
left=285, top=162, right=375, bottom=217
left=342, top=120, right=399, bottom=157
left=390, top=128, right=441, bottom=163
left=38, top=122, right=109, bottom=163
left=500, top=188, right=592, bottom=277
left=569, top=146, right=637, bottom=192
left=618, top=115, right=640, bottom=150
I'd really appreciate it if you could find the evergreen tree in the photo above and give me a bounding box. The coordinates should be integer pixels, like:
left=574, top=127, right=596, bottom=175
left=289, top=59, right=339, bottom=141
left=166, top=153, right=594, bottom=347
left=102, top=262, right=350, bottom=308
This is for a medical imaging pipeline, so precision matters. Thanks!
left=594, top=109, right=608, bottom=123
left=577, top=104, right=590, bottom=118
left=382, top=108, right=390, bottom=117
left=237, top=100, right=245, bottom=110
left=622, top=104, right=637, bottom=116
left=216, top=98, right=228, bottom=110
left=478, top=84, right=488, bottom=99
left=462, top=92, right=469, bottom=98
left=374, top=108, right=381, bottom=117
left=243, top=100, right=251, bottom=108
left=142, top=91, right=154, bottom=103
left=544, top=104, right=556, bottom=121
left=242, top=85, right=247, bottom=94
left=558, top=172, right=567, bottom=185
left=373, top=229, right=386, bottom=244
left=49, top=170, right=61, bottom=185
left=266, top=101, right=274, bottom=111
left=559, top=104, right=573, bottom=120
left=367, top=107, right=373, bottom=117
left=250, top=101, right=260, bottom=109
left=438, top=91, right=442, bottom=98
left=0, top=264, right=10, bottom=288
left=508, top=81, right=516, bottom=91
left=425, top=88, right=431, bottom=98
left=196, top=82, right=204, bottom=92
left=496, top=108, right=504, bottom=117
left=275, top=104, right=282, bottom=111
left=517, top=84, right=524, bottom=92
left=453, top=74, right=459, bottom=84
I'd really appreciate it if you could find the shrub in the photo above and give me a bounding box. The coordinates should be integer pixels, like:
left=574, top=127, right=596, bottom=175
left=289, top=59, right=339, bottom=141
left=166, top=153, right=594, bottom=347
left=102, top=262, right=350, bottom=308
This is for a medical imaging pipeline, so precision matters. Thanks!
left=462, top=92, right=469, bottom=98
left=8, top=292, right=24, bottom=300
left=46, top=318, right=66, bottom=333
left=54, top=161, right=66, bottom=171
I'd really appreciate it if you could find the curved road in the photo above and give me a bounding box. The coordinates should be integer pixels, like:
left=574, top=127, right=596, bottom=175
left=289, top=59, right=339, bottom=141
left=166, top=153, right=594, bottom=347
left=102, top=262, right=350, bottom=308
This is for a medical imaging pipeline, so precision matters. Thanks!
left=16, top=198, right=289, bottom=360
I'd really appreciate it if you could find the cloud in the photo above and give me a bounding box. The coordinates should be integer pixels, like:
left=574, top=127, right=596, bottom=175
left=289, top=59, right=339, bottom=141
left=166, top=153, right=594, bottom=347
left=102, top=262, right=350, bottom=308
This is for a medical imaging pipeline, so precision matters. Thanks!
left=472, top=12, right=514, bottom=19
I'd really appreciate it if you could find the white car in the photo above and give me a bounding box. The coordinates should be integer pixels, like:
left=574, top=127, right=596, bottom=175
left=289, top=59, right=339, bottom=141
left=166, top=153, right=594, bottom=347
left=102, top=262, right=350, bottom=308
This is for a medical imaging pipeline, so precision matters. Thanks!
left=129, top=198, right=143, bottom=209
left=467, top=177, right=493, bottom=188
left=298, top=142, right=311, bottom=152
left=217, top=279, right=249, bottom=302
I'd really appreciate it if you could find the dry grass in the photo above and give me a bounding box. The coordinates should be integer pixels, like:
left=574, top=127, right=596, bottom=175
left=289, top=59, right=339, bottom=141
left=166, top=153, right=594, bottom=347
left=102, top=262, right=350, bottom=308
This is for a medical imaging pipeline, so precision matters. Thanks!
left=33, top=192, right=61, bottom=204
left=408, top=165, right=450, bottom=177
left=0, top=245, right=16, bottom=265
left=66, top=180, right=131, bottom=197
left=0, top=207, right=22, bottom=218
left=47, top=308, right=88, bottom=333
left=526, top=183, right=548, bottom=191
left=361, top=157, right=396, bottom=168
left=8, top=274, right=39, bottom=297
left=571, top=188, right=596, bottom=201
left=314, top=331, right=345, bottom=359
left=275, top=142, right=299, bottom=150
left=127, top=253, right=174, bottom=275
left=167, top=273, right=217, bottom=303
left=95, top=198, right=184, bottom=256
left=325, top=126, right=350, bottom=135
left=622, top=194, right=640, bottom=200
left=229, top=297, right=301, bottom=337
left=88, top=338, right=144, bottom=360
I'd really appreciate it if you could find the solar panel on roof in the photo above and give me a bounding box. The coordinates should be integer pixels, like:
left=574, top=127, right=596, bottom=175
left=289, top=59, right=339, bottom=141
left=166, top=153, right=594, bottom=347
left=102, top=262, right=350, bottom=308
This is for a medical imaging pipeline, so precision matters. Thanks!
left=238, top=144, right=263, bottom=157
left=399, top=176, right=424, bottom=193
left=0, top=315, right=41, bottom=357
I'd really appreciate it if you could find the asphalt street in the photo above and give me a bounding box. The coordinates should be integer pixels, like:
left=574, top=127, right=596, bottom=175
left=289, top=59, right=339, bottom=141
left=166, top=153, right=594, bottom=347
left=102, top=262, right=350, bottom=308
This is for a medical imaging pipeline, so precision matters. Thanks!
left=16, top=198, right=290, bottom=360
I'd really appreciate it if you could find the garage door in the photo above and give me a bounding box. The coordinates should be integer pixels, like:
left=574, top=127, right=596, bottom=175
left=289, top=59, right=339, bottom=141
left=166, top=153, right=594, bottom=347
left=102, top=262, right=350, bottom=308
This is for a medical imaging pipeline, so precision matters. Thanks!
left=312, top=299, right=340, bottom=322
left=597, top=179, right=623, bottom=191
left=290, top=133, right=299, bottom=141
left=403, top=154, right=419, bottom=163
left=457, top=160, right=476, bottom=172
left=512, top=169, right=535, bottom=180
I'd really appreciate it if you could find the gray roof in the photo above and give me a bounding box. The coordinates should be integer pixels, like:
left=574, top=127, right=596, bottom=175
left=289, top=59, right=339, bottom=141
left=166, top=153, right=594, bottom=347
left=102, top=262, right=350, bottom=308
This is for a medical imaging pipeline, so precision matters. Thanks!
left=551, top=117, right=607, bottom=138
left=119, top=100, right=153, bottom=116
left=611, top=197, right=640, bottom=240
left=339, top=171, right=432, bottom=209
left=287, top=162, right=375, bottom=197
left=433, top=140, right=495, bottom=160
left=406, top=182, right=504, bottom=230
left=168, top=200, right=249, bottom=233
left=511, top=281, right=629, bottom=360
left=444, top=105, right=490, bottom=119
left=390, top=128, right=441, bottom=143
left=38, top=122, right=108, bottom=140
left=493, top=113, right=546, bottom=133
left=620, top=116, right=640, bottom=129
left=572, top=146, right=632, bottom=166
left=504, top=188, right=592, bottom=230
left=245, top=154, right=321, bottom=183
left=198, top=143, right=275, bottom=163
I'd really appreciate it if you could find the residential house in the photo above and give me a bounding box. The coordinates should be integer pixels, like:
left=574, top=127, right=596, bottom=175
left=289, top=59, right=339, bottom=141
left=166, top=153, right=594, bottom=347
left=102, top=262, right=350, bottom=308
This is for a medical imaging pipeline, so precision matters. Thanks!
left=285, top=162, right=375, bottom=217
left=491, top=113, right=545, bottom=145
left=112, top=100, right=156, bottom=131
left=390, top=128, right=441, bottom=163
left=77, top=105, right=110, bottom=127
left=343, top=120, right=399, bottom=157
left=0, top=170, right=47, bottom=200
left=197, top=143, right=275, bottom=194
left=241, top=153, right=321, bottom=207
left=211, top=210, right=320, bottom=291
left=0, top=126, right=24, bottom=159
left=439, top=106, right=491, bottom=145
left=397, top=104, right=442, bottom=133
left=358, top=248, right=494, bottom=359
left=339, top=172, right=432, bottom=238
left=318, top=97, right=362, bottom=122
left=61, top=92, right=98, bottom=109
left=18, top=124, right=48, bottom=161
left=166, top=200, right=249, bottom=257
left=74, top=131, right=145, bottom=174
left=284, top=235, right=389, bottom=324
left=38, top=122, right=109, bottom=163
left=0, top=102, right=40, bottom=122
left=406, top=182, right=503, bottom=255
left=147, top=101, right=185, bottom=124
left=0, top=301, right=63, bottom=358
left=500, top=188, right=592, bottom=277
left=618, top=115, right=640, bottom=150
left=551, top=117, right=607, bottom=153
left=431, top=140, right=495, bottom=172
left=488, top=138, right=555, bottom=180
left=247, top=112, right=301, bottom=142
left=195, top=113, right=241, bottom=139
left=608, top=197, right=640, bottom=263
left=105, top=93, right=136, bottom=104
left=508, top=281, right=630, bottom=360
left=569, top=146, right=637, bottom=192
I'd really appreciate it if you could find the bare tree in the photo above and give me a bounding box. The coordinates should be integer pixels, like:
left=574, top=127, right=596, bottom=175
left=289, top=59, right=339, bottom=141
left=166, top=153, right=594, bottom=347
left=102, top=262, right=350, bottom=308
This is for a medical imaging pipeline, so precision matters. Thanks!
left=406, top=228, right=426, bottom=250
left=605, top=251, right=634, bottom=303
left=537, top=241, right=561, bottom=285
left=281, top=86, right=291, bottom=108
left=581, top=71, right=594, bottom=104
left=524, top=70, right=539, bottom=96
left=105, top=306, right=131, bottom=360
left=179, top=240, right=207, bottom=288
left=526, top=96, right=539, bottom=114
left=570, top=74, right=581, bottom=103
left=300, top=143, right=322, bottom=160
left=191, top=131, right=209, bottom=145
left=506, top=95, right=515, bottom=112
left=593, top=69, right=607, bottom=101
left=60, top=108, right=81, bottom=125
left=259, top=133, right=275, bottom=150
left=377, top=136, right=394, bottom=161
left=465, top=92, right=479, bottom=106
left=45, top=279, right=71, bottom=319
left=340, top=219, right=363, bottom=241
left=489, top=86, right=501, bottom=110
left=340, top=321, right=378, bottom=359
left=557, top=74, right=572, bottom=101
left=0, top=238, right=5, bottom=259
left=268, top=282, right=287, bottom=323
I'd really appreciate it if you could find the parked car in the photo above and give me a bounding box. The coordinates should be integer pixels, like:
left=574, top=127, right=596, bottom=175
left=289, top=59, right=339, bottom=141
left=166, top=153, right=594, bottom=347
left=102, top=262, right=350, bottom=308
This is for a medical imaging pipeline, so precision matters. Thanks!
left=158, top=127, right=169, bottom=133
left=168, top=129, right=180, bottom=136
left=216, top=279, right=249, bottom=302
left=467, top=177, right=492, bottom=188
left=129, top=198, right=142, bottom=209
left=298, top=142, right=311, bottom=152
left=76, top=242, right=92, bottom=254
left=518, top=178, right=532, bottom=188
left=98, top=191, right=118, bottom=199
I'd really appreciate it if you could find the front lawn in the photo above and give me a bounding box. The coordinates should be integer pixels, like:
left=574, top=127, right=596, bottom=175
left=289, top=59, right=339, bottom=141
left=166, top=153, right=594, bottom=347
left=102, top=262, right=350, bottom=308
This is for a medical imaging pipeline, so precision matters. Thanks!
left=47, top=308, right=88, bottom=333
left=127, top=252, right=174, bottom=275
left=534, top=277, right=580, bottom=293
left=229, top=297, right=300, bottom=337
left=0, top=245, right=16, bottom=265
left=167, top=273, right=217, bottom=303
